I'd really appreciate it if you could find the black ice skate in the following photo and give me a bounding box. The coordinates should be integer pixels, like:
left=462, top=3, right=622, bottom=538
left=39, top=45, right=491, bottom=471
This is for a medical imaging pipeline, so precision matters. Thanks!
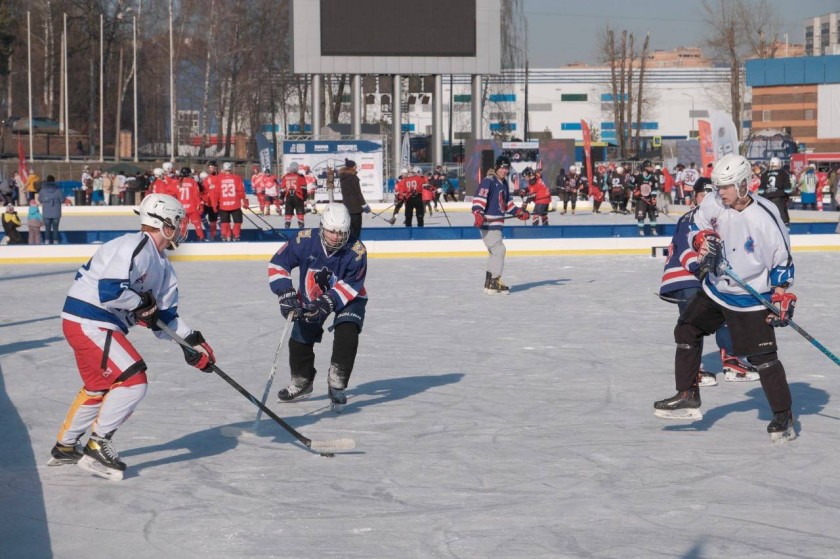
left=653, top=387, right=702, bottom=420
left=328, top=386, right=347, bottom=413
left=767, top=409, right=796, bottom=444
left=484, top=276, right=510, bottom=295
left=77, top=433, right=126, bottom=481
left=277, top=381, right=313, bottom=403
left=47, top=440, right=83, bottom=466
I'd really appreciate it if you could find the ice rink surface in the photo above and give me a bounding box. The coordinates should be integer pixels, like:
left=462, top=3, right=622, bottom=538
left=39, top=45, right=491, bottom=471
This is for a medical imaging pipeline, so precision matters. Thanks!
left=3, top=250, right=840, bottom=558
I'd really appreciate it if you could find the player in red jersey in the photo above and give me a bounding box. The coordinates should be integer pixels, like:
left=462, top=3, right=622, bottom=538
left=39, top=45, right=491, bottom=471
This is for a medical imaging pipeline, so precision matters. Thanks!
left=211, top=162, right=249, bottom=241
left=280, top=162, right=308, bottom=229
left=521, top=167, right=552, bottom=225
left=253, top=167, right=281, bottom=215
left=396, top=167, right=426, bottom=227
left=176, top=167, right=205, bottom=241
left=202, top=162, right=221, bottom=241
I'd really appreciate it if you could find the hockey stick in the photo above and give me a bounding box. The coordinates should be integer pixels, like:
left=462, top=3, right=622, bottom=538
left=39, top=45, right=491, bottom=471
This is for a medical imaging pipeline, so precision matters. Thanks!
left=437, top=199, right=452, bottom=227
left=245, top=207, right=288, bottom=239
left=720, top=265, right=840, bottom=367
left=370, top=203, right=396, bottom=221
left=253, top=314, right=294, bottom=431
left=156, top=321, right=355, bottom=455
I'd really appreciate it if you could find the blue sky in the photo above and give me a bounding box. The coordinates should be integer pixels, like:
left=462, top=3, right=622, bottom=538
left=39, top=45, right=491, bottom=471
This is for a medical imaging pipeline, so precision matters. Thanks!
left=524, top=0, right=840, bottom=66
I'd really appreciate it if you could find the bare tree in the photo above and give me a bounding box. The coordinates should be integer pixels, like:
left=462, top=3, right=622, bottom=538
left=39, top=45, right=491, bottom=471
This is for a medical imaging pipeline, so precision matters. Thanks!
left=601, top=26, right=653, bottom=159
left=701, top=0, right=781, bottom=139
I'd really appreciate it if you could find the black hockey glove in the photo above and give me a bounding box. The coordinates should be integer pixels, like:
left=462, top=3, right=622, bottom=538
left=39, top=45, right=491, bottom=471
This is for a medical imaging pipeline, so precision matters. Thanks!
left=132, top=291, right=159, bottom=329
left=278, top=288, right=302, bottom=320
left=182, top=330, right=216, bottom=372
left=302, top=294, right=335, bottom=325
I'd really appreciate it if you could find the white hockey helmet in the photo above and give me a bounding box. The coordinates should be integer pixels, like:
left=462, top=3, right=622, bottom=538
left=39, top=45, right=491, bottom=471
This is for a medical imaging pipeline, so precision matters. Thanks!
left=199, top=171, right=208, bottom=181
left=412, top=166, right=422, bottom=174
left=654, top=164, right=662, bottom=171
left=152, top=167, right=164, bottom=178
left=711, top=154, right=752, bottom=193
left=769, top=156, right=781, bottom=170
left=319, top=203, right=352, bottom=253
left=136, top=193, right=186, bottom=248
left=616, top=166, right=624, bottom=174
left=568, top=165, right=577, bottom=174
left=288, top=161, right=299, bottom=173
left=162, top=161, right=174, bottom=174
left=400, top=167, right=409, bottom=176
left=222, top=162, right=233, bottom=172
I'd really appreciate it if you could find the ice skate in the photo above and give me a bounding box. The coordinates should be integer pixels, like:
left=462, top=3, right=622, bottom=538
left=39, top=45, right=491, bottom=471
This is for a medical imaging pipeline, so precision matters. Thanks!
left=387, top=216, right=397, bottom=225
left=697, top=370, right=718, bottom=387
left=277, top=381, right=313, bottom=403
left=328, top=386, right=347, bottom=413
left=638, top=229, right=645, bottom=237
left=654, top=388, right=702, bottom=420
left=47, top=440, right=83, bottom=466
left=722, top=350, right=759, bottom=382
left=77, top=433, right=126, bottom=481
left=484, top=276, right=510, bottom=295
left=767, top=410, right=796, bottom=443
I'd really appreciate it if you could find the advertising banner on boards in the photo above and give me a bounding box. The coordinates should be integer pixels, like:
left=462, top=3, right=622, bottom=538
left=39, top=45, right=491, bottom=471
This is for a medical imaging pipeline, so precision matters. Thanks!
left=282, top=139, right=385, bottom=202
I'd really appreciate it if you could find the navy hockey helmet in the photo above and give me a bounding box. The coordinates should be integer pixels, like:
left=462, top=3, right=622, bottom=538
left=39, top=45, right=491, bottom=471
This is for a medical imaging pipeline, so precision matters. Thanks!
left=495, top=154, right=511, bottom=170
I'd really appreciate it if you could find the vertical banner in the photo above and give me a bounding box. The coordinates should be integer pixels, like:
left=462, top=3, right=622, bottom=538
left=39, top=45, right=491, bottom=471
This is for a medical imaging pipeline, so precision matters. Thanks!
left=400, top=132, right=411, bottom=173
left=17, top=135, right=29, bottom=183
left=708, top=110, right=738, bottom=160
left=283, top=139, right=385, bottom=202
left=698, top=120, right=715, bottom=172
left=254, top=133, right=275, bottom=172
left=581, top=119, right=593, bottom=187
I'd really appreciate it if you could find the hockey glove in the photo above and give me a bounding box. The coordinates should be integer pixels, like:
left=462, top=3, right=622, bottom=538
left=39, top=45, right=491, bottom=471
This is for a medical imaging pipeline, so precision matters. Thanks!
left=517, top=209, right=530, bottom=221
left=473, top=211, right=485, bottom=228
left=303, top=294, right=335, bottom=325
left=182, top=330, right=216, bottom=372
left=278, top=288, right=302, bottom=320
left=132, top=291, right=159, bottom=329
left=362, top=204, right=371, bottom=213
left=767, top=291, right=797, bottom=327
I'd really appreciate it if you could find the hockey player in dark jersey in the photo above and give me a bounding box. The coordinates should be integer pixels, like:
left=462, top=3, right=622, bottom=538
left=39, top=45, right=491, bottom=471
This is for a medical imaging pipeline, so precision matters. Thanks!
left=608, top=166, right=629, bottom=214
left=268, top=203, right=367, bottom=411
left=757, top=157, right=793, bottom=226
left=472, top=154, right=529, bottom=294
left=633, top=160, right=659, bottom=236
left=659, top=178, right=759, bottom=386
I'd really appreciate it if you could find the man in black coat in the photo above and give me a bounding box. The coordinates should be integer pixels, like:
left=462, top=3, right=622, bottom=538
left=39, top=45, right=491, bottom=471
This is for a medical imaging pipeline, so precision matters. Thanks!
left=338, top=159, right=370, bottom=239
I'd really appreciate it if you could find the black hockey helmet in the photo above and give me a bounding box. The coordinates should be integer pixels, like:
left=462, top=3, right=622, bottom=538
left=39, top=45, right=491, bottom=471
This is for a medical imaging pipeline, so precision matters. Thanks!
left=495, top=154, right=511, bottom=170
left=521, top=166, right=534, bottom=178
left=694, top=177, right=713, bottom=193
left=180, top=166, right=192, bottom=178
left=642, top=159, right=653, bottom=169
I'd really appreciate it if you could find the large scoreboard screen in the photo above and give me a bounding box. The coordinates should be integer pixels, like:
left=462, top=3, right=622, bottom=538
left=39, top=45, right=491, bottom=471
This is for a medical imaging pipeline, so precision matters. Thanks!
left=319, top=0, right=476, bottom=57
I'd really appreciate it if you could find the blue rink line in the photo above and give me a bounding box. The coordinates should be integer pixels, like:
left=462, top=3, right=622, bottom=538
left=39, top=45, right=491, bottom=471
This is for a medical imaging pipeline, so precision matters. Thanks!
left=13, top=221, right=839, bottom=245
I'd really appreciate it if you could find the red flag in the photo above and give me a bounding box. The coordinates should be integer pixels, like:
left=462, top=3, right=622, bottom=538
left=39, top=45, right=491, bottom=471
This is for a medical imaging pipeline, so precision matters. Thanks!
left=17, top=135, right=29, bottom=183
left=580, top=120, right=593, bottom=186
left=698, top=120, right=715, bottom=172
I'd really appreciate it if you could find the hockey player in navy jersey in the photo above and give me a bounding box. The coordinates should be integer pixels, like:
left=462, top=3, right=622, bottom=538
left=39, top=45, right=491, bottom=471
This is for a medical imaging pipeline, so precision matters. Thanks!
left=633, top=160, right=659, bottom=236
left=472, top=154, right=529, bottom=294
left=659, top=177, right=759, bottom=387
left=51, top=194, right=217, bottom=480
left=268, top=203, right=367, bottom=411
left=654, top=154, right=797, bottom=443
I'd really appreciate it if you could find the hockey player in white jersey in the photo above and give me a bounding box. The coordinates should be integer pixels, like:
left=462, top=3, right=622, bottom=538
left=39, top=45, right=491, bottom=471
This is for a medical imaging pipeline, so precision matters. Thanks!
left=51, top=194, right=218, bottom=480
left=653, top=154, right=797, bottom=443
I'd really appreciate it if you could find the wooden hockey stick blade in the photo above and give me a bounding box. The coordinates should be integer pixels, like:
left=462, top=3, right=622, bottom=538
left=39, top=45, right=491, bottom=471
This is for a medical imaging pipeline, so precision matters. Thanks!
left=308, top=438, right=356, bottom=453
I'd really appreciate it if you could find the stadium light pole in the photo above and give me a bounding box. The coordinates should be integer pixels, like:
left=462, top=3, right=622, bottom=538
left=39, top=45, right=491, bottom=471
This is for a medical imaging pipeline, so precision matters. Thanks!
left=27, top=11, right=34, bottom=162
left=682, top=92, right=695, bottom=138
